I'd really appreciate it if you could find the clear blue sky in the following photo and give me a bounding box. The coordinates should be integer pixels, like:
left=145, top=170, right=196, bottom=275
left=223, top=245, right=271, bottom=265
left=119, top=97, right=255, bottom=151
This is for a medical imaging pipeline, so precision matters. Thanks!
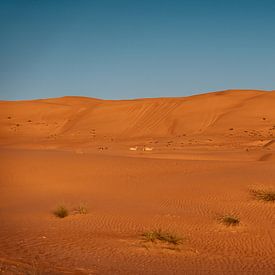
left=0, top=0, right=275, bottom=100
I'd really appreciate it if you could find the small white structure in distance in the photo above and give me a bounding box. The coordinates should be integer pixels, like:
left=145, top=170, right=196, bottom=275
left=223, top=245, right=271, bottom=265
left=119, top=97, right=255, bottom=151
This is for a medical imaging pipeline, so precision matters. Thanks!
left=129, top=146, right=153, bottom=151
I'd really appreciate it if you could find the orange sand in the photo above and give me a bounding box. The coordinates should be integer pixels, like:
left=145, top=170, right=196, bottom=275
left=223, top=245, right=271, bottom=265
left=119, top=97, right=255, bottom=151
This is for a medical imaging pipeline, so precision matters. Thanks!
left=0, top=90, right=274, bottom=274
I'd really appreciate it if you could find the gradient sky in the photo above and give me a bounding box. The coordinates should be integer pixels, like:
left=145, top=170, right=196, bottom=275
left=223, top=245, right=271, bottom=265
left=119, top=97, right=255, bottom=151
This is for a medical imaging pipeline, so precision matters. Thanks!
left=1, top=0, right=275, bottom=100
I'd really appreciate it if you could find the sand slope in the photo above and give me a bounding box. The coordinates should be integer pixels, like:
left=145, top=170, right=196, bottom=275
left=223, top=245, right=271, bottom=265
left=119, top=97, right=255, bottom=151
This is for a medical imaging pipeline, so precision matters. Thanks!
left=1, top=90, right=275, bottom=142
left=0, top=90, right=275, bottom=274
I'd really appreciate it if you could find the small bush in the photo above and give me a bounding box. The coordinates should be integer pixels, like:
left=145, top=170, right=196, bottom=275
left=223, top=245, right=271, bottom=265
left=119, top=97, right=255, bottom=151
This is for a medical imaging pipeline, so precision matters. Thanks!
left=53, top=205, right=69, bottom=218
left=142, top=229, right=182, bottom=245
left=250, top=189, right=275, bottom=202
left=74, top=203, right=88, bottom=214
left=219, top=215, right=240, bottom=226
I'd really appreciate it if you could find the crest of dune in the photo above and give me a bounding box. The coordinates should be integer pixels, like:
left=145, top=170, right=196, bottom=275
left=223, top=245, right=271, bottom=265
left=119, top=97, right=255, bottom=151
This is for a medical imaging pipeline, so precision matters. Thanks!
left=0, top=90, right=275, bottom=146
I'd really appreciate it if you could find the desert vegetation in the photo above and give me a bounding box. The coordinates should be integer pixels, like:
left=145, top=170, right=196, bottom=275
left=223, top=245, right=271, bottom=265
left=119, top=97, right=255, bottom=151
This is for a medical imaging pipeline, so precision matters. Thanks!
left=53, top=205, right=69, bottom=218
left=250, top=189, right=275, bottom=202
left=142, top=229, right=183, bottom=245
left=219, top=215, right=240, bottom=226
left=73, top=203, right=88, bottom=214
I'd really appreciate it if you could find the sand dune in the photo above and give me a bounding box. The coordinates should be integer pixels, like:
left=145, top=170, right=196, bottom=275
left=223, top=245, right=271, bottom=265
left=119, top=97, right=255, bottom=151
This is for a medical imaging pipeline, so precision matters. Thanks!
left=0, top=90, right=275, bottom=274
left=1, top=90, right=275, bottom=142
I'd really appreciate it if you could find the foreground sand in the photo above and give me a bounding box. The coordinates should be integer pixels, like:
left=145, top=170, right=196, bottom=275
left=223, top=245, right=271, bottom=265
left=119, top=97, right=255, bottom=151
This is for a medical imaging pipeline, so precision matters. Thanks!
left=0, top=90, right=274, bottom=274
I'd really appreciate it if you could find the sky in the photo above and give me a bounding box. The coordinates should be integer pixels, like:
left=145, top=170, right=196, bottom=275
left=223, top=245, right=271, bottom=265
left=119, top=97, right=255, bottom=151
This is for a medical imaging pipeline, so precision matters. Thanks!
left=0, top=0, right=275, bottom=100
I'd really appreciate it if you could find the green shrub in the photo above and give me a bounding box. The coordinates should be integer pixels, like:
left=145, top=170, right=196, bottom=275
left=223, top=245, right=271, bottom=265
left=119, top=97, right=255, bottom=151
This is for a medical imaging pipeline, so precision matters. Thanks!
left=250, top=189, right=275, bottom=202
left=142, top=229, right=182, bottom=245
left=53, top=205, right=69, bottom=218
left=219, top=215, right=240, bottom=226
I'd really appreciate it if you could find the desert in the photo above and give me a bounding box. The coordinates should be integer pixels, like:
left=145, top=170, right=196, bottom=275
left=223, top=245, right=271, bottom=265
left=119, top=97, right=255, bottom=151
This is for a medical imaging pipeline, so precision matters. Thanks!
left=0, top=89, right=274, bottom=274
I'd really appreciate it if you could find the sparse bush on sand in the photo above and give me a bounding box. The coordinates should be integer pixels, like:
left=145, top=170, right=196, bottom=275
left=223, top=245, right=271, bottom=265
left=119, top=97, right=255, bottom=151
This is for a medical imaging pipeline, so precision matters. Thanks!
left=219, top=215, right=240, bottom=226
left=250, top=189, right=275, bottom=202
left=53, top=205, right=69, bottom=218
left=74, top=203, right=88, bottom=214
left=142, top=229, right=182, bottom=245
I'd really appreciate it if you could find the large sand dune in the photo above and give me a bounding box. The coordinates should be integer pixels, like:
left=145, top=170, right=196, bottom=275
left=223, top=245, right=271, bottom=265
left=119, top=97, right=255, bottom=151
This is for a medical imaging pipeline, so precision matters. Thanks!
left=1, top=89, right=275, bottom=142
left=0, top=90, right=274, bottom=274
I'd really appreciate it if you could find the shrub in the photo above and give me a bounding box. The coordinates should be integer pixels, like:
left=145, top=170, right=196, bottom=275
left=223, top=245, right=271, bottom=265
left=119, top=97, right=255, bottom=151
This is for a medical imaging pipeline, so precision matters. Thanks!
left=219, top=215, right=240, bottom=226
left=142, top=229, right=182, bottom=245
left=53, top=205, right=69, bottom=218
left=74, top=203, right=88, bottom=214
left=250, top=189, right=275, bottom=202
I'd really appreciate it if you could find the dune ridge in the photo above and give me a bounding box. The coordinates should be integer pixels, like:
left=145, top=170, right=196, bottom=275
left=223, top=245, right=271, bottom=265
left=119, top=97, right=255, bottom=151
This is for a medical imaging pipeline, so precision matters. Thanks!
left=0, top=89, right=275, bottom=147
